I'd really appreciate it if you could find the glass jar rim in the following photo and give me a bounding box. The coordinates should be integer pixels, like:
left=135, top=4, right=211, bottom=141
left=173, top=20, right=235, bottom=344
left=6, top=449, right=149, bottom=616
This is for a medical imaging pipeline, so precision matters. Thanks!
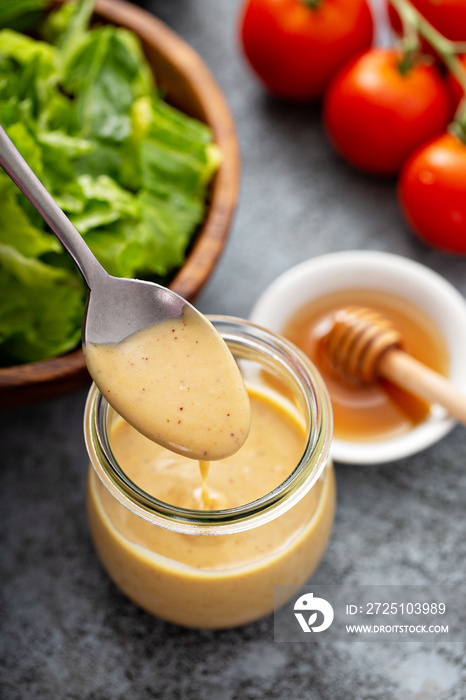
left=84, top=315, right=333, bottom=535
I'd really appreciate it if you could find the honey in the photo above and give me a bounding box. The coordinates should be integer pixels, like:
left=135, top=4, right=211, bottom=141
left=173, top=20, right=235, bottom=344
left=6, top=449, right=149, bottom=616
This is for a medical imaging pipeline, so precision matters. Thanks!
left=282, top=288, right=449, bottom=442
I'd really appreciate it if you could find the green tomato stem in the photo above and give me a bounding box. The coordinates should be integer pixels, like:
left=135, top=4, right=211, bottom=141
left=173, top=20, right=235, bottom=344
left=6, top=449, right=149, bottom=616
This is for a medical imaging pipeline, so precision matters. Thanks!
left=301, top=0, right=322, bottom=9
left=389, top=0, right=466, bottom=140
left=397, top=0, right=421, bottom=62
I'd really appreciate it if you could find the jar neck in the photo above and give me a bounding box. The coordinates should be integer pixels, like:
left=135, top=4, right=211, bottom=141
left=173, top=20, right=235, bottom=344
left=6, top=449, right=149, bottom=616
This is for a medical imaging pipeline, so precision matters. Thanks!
left=84, top=316, right=333, bottom=535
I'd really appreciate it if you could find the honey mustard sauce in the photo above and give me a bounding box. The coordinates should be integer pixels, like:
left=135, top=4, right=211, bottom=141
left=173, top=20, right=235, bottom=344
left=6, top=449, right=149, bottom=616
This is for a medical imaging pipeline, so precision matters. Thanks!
left=86, top=384, right=336, bottom=628
left=84, top=306, right=251, bottom=461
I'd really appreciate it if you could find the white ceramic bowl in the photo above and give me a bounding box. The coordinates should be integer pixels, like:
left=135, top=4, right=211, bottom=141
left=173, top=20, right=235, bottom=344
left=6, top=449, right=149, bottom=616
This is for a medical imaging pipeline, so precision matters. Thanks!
left=250, top=250, right=466, bottom=464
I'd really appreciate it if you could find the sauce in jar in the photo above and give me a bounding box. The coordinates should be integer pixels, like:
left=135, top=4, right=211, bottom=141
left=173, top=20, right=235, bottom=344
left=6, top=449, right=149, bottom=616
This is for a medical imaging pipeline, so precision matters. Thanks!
left=84, top=317, right=335, bottom=629
left=108, top=386, right=308, bottom=511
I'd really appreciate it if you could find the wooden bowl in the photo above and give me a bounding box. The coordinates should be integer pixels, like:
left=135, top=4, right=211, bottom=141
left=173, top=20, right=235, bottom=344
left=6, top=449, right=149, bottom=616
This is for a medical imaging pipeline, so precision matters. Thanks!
left=0, top=0, right=240, bottom=408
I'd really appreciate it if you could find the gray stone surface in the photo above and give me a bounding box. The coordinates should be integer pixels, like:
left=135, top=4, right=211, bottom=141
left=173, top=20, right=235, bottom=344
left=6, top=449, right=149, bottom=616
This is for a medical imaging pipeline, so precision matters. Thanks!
left=1, top=1, right=466, bottom=698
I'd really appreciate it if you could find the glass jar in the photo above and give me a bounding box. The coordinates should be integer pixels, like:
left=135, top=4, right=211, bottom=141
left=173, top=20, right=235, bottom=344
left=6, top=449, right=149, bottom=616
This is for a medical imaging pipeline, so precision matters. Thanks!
left=84, top=316, right=336, bottom=629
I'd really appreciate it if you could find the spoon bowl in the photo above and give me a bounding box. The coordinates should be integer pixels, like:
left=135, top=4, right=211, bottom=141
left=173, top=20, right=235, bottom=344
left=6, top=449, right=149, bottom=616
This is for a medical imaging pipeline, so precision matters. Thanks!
left=84, top=275, right=187, bottom=346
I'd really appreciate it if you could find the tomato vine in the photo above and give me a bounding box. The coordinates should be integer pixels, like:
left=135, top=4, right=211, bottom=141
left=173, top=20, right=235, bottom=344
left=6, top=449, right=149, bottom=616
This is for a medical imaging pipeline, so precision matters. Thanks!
left=389, top=0, right=466, bottom=140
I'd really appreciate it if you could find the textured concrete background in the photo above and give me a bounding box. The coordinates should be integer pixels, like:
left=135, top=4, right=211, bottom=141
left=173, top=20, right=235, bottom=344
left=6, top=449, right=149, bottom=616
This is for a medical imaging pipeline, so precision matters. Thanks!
left=1, top=1, right=466, bottom=698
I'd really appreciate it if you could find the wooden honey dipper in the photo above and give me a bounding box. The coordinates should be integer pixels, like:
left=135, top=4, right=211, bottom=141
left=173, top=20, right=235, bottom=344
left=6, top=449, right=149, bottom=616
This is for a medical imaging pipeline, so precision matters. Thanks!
left=324, top=306, right=466, bottom=425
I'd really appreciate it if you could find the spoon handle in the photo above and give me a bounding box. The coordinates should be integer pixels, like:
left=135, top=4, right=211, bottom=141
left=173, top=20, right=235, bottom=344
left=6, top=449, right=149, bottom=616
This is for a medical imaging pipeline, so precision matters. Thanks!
left=0, top=125, right=106, bottom=289
left=379, top=349, right=466, bottom=425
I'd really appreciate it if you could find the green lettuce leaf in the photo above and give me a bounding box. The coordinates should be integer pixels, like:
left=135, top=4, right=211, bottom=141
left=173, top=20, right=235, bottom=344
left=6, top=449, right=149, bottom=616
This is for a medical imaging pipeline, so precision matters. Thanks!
left=42, top=0, right=93, bottom=53
left=0, top=175, right=61, bottom=258
left=61, top=25, right=154, bottom=142
left=0, top=0, right=49, bottom=32
left=0, top=244, right=85, bottom=364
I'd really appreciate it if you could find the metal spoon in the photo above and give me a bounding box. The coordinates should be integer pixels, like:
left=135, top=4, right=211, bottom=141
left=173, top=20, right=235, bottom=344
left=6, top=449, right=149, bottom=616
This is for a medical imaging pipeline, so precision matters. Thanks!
left=0, top=124, right=188, bottom=346
left=0, top=125, right=251, bottom=459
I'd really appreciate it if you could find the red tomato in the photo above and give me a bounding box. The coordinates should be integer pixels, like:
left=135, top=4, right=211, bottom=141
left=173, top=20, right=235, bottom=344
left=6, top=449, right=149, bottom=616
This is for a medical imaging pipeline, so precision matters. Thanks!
left=398, top=131, right=466, bottom=252
left=388, top=0, right=466, bottom=43
left=239, top=0, right=374, bottom=100
left=323, top=48, right=453, bottom=175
